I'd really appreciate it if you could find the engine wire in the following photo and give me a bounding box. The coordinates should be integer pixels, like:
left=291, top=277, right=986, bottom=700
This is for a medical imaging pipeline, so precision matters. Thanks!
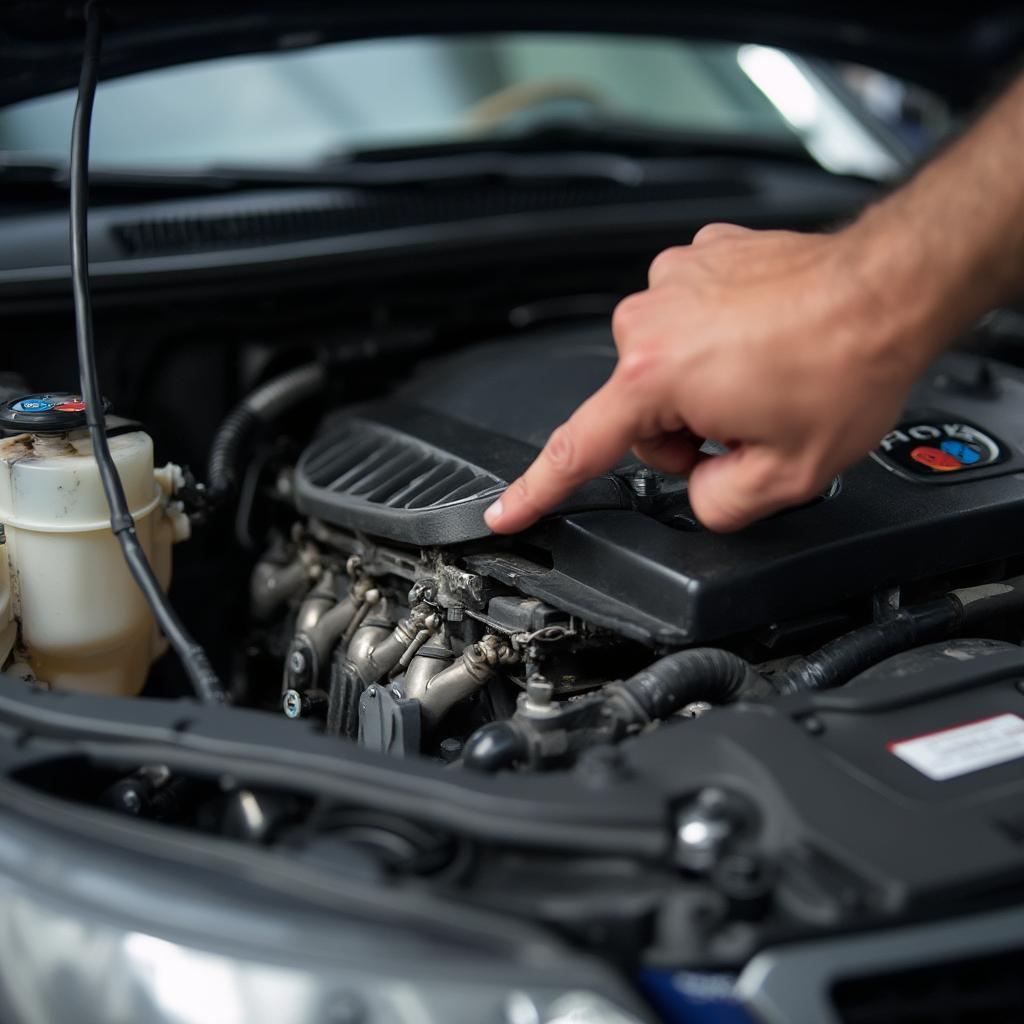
left=71, top=1, right=223, bottom=703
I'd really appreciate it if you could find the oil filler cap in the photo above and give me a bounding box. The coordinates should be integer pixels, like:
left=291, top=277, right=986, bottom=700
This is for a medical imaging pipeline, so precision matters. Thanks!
left=0, top=392, right=108, bottom=434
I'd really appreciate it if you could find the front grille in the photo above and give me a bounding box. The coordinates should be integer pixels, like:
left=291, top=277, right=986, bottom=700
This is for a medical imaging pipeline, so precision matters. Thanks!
left=833, top=947, right=1024, bottom=1024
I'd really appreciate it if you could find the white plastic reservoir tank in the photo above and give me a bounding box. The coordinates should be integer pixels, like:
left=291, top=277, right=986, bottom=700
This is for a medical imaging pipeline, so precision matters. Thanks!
left=0, top=426, right=187, bottom=696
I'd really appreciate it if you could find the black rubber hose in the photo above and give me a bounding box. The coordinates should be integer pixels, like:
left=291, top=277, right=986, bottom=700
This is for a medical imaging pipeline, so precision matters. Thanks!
left=462, top=721, right=529, bottom=773
left=207, top=363, right=323, bottom=503
left=774, top=598, right=959, bottom=694
left=773, top=576, right=1024, bottom=694
left=71, top=3, right=223, bottom=704
left=603, top=648, right=772, bottom=731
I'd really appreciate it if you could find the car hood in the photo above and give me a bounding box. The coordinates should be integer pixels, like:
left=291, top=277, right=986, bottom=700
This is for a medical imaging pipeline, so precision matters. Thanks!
left=0, top=1, right=1022, bottom=110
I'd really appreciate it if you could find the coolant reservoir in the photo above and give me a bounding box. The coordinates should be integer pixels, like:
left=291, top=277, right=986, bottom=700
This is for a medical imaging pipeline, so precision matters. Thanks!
left=0, top=393, right=187, bottom=696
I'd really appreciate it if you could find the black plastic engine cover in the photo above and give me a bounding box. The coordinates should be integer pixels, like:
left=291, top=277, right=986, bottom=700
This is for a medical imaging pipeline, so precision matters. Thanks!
left=628, top=640, right=1024, bottom=922
left=294, top=323, right=1024, bottom=646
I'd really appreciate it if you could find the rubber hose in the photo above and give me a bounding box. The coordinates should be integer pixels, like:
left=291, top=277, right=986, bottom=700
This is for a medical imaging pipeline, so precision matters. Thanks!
left=603, top=648, right=772, bottom=731
left=774, top=597, right=960, bottom=694
left=207, top=363, right=323, bottom=502
left=774, top=576, right=1024, bottom=694
left=462, top=721, right=529, bottom=773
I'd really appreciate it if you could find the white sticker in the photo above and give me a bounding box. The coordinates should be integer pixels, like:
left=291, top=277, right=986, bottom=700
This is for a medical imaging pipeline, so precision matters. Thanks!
left=888, top=713, right=1024, bottom=781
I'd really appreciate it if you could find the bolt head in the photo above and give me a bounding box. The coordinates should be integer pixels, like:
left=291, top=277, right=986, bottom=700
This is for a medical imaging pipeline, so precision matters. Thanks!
left=629, top=467, right=661, bottom=497
left=288, top=649, right=307, bottom=676
left=120, top=789, right=143, bottom=814
left=282, top=689, right=303, bottom=719
left=439, top=737, right=463, bottom=763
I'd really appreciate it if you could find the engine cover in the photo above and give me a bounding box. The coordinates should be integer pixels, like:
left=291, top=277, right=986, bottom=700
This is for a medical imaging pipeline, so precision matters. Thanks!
left=295, top=323, right=1024, bottom=646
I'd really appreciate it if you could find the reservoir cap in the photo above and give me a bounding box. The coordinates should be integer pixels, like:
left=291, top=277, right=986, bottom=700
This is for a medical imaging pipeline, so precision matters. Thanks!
left=0, top=392, right=108, bottom=434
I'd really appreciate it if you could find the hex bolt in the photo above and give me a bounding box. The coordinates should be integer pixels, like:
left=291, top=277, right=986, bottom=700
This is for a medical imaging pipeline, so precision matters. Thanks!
left=629, top=467, right=661, bottom=497
left=288, top=649, right=307, bottom=676
left=282, top=688, right=328, bottom=720
left=119, top=788, right=143, bottom=815
left=675, top=786, right=746, bottom=873
left=282, top=689, right=303, bottom=719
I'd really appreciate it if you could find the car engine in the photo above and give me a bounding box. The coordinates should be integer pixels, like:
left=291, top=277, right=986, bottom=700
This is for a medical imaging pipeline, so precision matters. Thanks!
left=211, top=322, right=1024, bottom=770
left=7, top=309, right=1024, bottom=1019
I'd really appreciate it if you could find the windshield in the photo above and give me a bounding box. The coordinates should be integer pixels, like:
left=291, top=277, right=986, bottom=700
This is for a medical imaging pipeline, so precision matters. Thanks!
left=0, top=32, right=901, bottom=178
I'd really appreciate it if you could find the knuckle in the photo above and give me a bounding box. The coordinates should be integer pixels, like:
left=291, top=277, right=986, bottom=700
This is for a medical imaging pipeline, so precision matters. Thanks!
left=648, top=246, right=687, bottom=285
left=692, top=223, right=727, bottom=246
left=611, top=292, right=646, bottom=339
left=615, top=347, right=657, bottom=388
left=692, top=222, right=744, bottom=246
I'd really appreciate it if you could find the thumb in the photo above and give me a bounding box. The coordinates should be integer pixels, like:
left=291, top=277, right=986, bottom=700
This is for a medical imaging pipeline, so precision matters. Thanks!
left=686, top=445, right=796, bottom=532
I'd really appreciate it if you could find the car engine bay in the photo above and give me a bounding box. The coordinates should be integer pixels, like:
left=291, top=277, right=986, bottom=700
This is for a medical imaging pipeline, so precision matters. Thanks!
left=4, top=16, right=1024, bottom=1011
left=6, top=306, right=1024, bottom=974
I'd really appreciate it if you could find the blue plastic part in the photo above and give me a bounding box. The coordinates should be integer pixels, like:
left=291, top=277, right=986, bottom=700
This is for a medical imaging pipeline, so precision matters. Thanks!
left=637, top=969, right=756, bottom=1024
left=939, top=439, right=982, bottom=465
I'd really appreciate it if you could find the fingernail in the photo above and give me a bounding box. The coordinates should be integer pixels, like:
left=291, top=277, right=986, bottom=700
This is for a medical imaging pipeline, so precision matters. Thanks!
left=484, top=498, right=504, bottom=528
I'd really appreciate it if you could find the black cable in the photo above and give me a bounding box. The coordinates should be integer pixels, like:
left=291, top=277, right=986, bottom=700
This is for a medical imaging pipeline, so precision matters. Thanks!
left=71, top=2, right=223, bottom=703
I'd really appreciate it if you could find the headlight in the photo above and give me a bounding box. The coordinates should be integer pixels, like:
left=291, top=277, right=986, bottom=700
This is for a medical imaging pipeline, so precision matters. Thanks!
left=0, top=803, right=655, bottom=1024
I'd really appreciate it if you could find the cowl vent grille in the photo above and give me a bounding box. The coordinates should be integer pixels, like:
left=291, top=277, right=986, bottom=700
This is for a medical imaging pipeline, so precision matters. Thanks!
left=112, top=179, right=748, bottom=258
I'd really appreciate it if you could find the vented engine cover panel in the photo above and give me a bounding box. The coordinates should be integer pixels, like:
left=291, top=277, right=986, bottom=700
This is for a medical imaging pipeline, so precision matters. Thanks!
left=294, top=324, right=1024, bottom=646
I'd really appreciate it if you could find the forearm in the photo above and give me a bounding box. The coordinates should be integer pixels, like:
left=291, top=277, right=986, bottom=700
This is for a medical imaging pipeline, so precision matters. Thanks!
left=851, top=74, right=1024, bottom=366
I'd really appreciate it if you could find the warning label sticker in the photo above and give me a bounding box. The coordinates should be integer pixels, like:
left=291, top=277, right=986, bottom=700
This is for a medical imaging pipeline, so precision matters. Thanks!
left=889, top=713, right=1024, bottom=781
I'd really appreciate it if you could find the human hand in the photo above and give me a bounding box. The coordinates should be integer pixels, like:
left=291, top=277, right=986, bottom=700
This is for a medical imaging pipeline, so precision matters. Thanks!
left=484, top=221, right=944, bottom=533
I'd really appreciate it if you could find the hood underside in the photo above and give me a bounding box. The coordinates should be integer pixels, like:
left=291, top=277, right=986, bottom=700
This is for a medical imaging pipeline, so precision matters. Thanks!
left=1, top=2, right=1022, bottom=110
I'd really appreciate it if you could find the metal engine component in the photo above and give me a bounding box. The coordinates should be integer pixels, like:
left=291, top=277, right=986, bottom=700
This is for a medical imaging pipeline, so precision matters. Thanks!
left=415, top=633, right=517, bottom=730
left=282, top=557, right=382, bottom=695
left=346, top=601, right=441, bottom=690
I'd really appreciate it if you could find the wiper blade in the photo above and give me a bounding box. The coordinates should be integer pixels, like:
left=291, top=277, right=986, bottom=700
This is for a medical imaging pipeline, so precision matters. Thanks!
left=0, top=150, right=652, bottom=192
left=329, top=118, right=816, bottom=173
left=0, top=122, right=817, bottom=197
left=0, top=154, right=259, bottom=194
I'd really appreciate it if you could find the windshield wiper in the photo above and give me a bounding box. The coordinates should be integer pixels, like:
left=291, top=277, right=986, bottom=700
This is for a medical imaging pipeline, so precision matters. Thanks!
left=0, top=155, right=262, bottom=195
left=332, top=118, right=815, bottom=168
left=0, top=122, right=820, bottom=198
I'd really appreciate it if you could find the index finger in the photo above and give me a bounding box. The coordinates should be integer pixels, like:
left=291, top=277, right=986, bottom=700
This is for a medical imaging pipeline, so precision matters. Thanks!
left=484, top=378, right=642, bottom=534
